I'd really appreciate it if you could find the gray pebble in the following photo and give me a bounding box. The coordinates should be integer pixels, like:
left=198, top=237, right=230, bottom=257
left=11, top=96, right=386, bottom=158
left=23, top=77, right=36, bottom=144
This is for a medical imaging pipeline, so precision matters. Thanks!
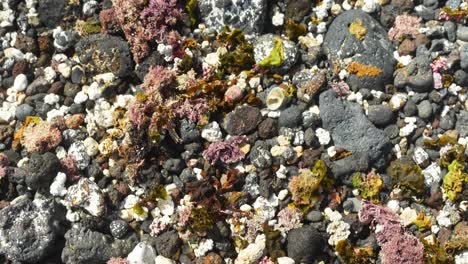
left=417, top=100, right=433, bottom=120
left=306, top=210, right=323, bottom=222
left=457, top=26, right=468, bottom=42
left=403, top=100, right=418, bottom=116
left=278, top=105, right=302, bottom=128
left=15, top=104, right=34, bottom=122
left=367, top=105, right=394, bottom=127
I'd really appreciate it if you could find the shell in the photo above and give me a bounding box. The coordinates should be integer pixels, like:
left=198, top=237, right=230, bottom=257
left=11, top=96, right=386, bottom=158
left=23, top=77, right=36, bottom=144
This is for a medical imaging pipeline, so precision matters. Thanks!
left=266, top=87, right=285, bottom=110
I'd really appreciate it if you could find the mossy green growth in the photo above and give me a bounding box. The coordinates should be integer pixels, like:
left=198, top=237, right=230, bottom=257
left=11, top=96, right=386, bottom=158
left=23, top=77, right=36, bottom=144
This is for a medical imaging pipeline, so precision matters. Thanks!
left=263, top=224, right=286, bottom=261
left=423, top=135, right=457, bottom=148
left=76, top=19, right=101, bottom=35
left=185, top=0, right=198, bottom=27
left=387, top=158, right=425, bottom=197
left=285, top=19, right=306, bottom=41
left=440, top=144, right=465, bottom=167
left=336, top=240, right=376, bottom=264
left=352, top=171, right=383, bottom=202
left=189, top=206, right=215, bottom=232
left=289, top=160, right=331, bottom=209
left=177, top=54, right=193, bottom=73
left=258, top=37, right=284, bottom=67
left=147, top=126, right=161, bottom=143
left=132, top=203, right=146, bottom=217
left=442, top=160, right=467, bottom=201
left=413, top=212, right=432, bottom=231
left=421, top=236, right=453, bottom=264
left=218, top=28, right=255, bottom=74
left=145, top=185, right=168, bottom=202
left=135, top=92, right=147, bottom=102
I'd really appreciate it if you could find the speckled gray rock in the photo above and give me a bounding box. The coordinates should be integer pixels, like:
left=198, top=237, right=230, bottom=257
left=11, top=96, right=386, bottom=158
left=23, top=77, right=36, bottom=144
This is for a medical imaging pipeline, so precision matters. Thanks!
left=287, top=226, right=325, bottom=263
left=394, top=54, right=433, bottom=92
left=75, top=34, right=133, bottom=77
left=323, top=10, right=395, bottom=91
left=439, top=113, right=455, bottom=130
left=0, top=196, right=65, bottom=263
left=367, top=105, right=394, bottom=127
left=62, top=225, right=138, bottom=264
left=110, top=220, right=129, bottom=239
left=319, top=90, right=391, bottom=169
left=456, top=111, right=468, bottom=137
left=249, top=141, right=272, bottom=168
left=198, top=0, right=268, bottom=34
left=253, top=34, right=298, bottom=73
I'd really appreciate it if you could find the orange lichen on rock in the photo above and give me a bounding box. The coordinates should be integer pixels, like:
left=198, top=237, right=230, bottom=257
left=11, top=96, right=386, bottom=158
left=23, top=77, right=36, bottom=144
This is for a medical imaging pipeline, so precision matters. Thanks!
left=347, top=62, right=383, bottom=77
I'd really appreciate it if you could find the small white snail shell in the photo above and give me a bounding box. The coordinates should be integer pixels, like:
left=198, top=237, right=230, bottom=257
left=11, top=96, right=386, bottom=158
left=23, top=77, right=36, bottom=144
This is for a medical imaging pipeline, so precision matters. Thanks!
left=266, top=87, right=285, bottom=110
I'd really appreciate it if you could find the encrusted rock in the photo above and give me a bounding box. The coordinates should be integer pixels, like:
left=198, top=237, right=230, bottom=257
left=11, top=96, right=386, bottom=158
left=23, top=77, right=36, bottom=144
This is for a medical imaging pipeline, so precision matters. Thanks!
left=0, top=196, right=65, bottom=263
left=76, top=34, right=133, bottom=77
left=323, top=10, right=395, bottom=91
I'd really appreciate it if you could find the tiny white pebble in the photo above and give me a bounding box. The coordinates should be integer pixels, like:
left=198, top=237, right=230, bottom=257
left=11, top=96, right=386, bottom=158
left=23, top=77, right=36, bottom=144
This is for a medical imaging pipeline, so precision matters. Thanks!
left=13, top=74, right=28, bottom=92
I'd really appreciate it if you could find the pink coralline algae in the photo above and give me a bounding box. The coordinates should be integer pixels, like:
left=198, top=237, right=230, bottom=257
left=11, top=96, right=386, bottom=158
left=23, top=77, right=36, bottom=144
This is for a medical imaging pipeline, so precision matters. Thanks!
left=431, top=57, right=448, bottom=73
left=20, top=121, right=62, bottom=153
left=359, top=201, right=424, bottom=264
left=127, top=100, right=152, bottom=128
left=202, top=136, right=247, bottom=165
left=433, top=72, right=443, bottom=89
left=107, top=257, right=129, bottom=264
left=99, top=8, right=118, bottom=33
left=174, top=98, right=209, bottom=123
left=141, top=0, right=183, bottom=43
left=111, top=0, right=148, bottom=63
left=142, top=66, right=177, bottom=101
left=330, top=81, right=350, bottom=97
left=431, top=58, right=447, bottom=89
left=388, top=14, right=422, bottom=41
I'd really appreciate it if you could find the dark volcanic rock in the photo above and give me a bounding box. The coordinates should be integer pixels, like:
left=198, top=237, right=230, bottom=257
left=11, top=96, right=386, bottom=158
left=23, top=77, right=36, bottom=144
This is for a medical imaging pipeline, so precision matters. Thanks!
left=0, top=196, right=65, bottom=263
left=223, top=105, right=262, bottom=135
left=61, top=225, right=138, bottom=264
left=287, top=225, right=325, bottom=263
left=154, top=230, right=182, bottom=258
left=75, top=34, right=133, bottom=77
left=323, top=10, right=395, bottom=91
left=38, top=0, right=67, bottom=28
left=25, top=152, right=60, bottom=191
left=319, top=90, right=392, bottom=169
